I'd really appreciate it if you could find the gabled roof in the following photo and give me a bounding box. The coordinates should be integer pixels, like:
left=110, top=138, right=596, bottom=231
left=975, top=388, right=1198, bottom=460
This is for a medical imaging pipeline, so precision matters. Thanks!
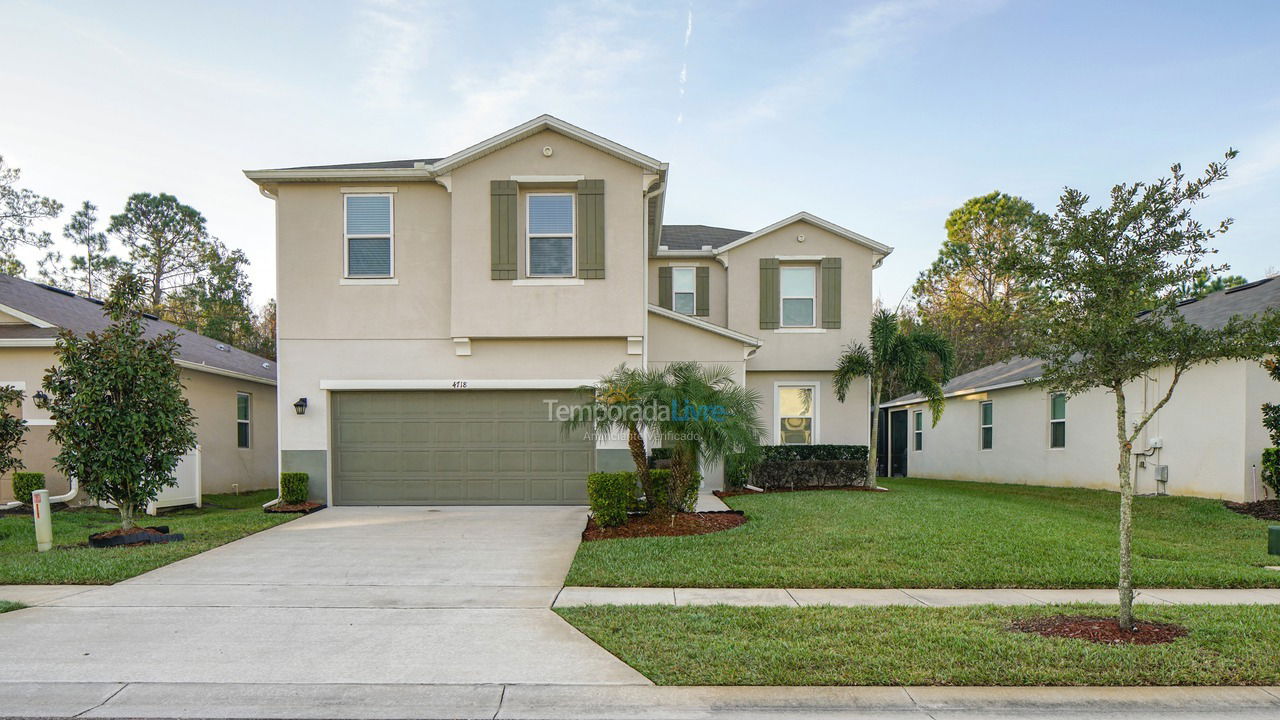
left=660, top=225, right=750, bottom=251
left=882, top=276, right=1280, bottom=408
left=648, top=305, right=762, bottom=347
left=712, top=212, right=893, bottom=261
left=0, top=275, right=275, bottom=385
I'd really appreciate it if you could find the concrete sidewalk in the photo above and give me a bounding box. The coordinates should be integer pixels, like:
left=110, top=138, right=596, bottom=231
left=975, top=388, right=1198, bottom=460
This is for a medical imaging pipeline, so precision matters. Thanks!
left=6, top=682, right=1280, bottom=719
left=554, top=586, right=1280, bottom=607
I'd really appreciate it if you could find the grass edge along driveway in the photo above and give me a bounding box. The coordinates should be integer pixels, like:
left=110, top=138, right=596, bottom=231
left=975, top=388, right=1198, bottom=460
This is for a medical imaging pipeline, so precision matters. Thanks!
left=565, top=477, right=1280, bottom=588
left=0, top=489, right=293, bottom=585
left=557, top=603, right=1280, bottom=686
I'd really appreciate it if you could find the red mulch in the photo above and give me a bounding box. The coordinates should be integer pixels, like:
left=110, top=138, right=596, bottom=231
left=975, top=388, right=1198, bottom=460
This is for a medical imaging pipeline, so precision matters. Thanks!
left=1224, top=499, right=1280, bottom=522
left=583, top=511, right=746, bottom=541
left=266, top=501, right=325, bottom=514
left=715, top=485, right=883, bottom=498
left=1010, top=615, right=1188, bottom=645
left=91, top=526, right=164, bottom=541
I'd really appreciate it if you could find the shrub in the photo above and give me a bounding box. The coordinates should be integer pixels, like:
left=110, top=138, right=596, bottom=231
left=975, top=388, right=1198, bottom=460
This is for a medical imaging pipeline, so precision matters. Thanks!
left=750, top=460, right=869, bottom=490
left=280, top=472, right=310, bottom=504
left=726, top=445, right=870, bottom=489
left=648, top=447, right=674, bottom=468
left=648, top=468, right=700, bottom=512
left=11, top=472, right=44, bottom=504
left=587, top=472, right=635, bottom=527
left=1263, top=448, right=1280, bottom=499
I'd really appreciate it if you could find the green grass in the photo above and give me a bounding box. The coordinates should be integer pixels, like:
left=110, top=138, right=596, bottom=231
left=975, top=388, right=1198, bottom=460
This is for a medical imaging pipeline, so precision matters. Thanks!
left=557, top=604, right=1280, bottom=685
left=0, top=489, right=293, bottom=584
left=565, top=477, right=1280, bottom=588
left=0, top=601, right=25, bottom=613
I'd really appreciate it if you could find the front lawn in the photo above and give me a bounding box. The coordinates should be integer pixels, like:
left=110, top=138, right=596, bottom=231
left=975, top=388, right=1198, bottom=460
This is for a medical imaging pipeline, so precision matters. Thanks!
left=565, top=477, right=1280, bottom=588
left=557, top=604, right=1280, bottom=685
left=0, top=601, right=24, bottom=613
left=0, top=489, right=293, bottom=584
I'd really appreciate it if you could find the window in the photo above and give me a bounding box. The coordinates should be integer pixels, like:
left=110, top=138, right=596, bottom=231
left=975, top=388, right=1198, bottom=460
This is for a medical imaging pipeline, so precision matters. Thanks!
left=913, top=410, right=923, bottom=451
left=344, top=194, right=393, bottom=277
left=979, top=400, right=993, bottom=450
left=1050, top=393, right=1067, bottom=448
left=780, top=266, right=816, bottom=327
left=236, top=392, right=251, bottom=449
left=778, top=385, right=816, bottom=444
left=527, top=193, right=575, bottom=277
left=672, top=267, right=696, bottom=315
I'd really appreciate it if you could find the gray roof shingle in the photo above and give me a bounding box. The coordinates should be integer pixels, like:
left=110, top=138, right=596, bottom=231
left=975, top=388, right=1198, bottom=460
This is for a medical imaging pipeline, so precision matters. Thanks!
left=0, top=275, right=275, bottom=383
left=885, top=276, right=1280, bottom=406
left=659, top=225, right=750, bottom=251
left=280, top=158, right=441, bottom=171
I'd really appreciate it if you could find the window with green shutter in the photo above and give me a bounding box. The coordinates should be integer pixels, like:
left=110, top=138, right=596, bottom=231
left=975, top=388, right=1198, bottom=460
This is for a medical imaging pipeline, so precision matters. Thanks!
left=820, top=257, right=841, bottom=328
left=490, top=180, right=518, bottom=279
left=759, top=258, right=780, bottom=329
left=577, top=179, right=605, bottom=278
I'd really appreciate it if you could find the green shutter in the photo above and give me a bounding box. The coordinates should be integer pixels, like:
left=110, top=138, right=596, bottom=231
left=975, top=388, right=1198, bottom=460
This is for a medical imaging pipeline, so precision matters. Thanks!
left=759, top=258, right=780, bottom=329
left=658, top=266, right=673, bottom=309
left=694, top=266, right=710, bottom=316
left=577, top=179, right=605, bottom=279
left=821, top=257, right=841, bottom=328
left=490, top=180, right=517, bottom=280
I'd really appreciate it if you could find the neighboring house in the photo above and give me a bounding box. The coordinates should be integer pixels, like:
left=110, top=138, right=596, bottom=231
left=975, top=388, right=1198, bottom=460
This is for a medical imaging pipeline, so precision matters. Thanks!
left=880, top=278, right=1280, bottom=502
left=245, top=114, right=890, bottom=506
left=0, top=275, right=278, bottom=502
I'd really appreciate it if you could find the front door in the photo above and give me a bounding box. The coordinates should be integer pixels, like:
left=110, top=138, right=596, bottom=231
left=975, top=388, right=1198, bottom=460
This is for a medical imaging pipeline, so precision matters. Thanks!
left=888, top=409, right=908, bottom=477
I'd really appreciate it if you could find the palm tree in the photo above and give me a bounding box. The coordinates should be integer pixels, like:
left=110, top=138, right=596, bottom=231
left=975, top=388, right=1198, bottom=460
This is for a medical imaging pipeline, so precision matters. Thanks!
left=563, top=365, right=664, bottom=511
left=647, top=361, right=763, bottom=513
left=833, top=309, right=955, bottom=487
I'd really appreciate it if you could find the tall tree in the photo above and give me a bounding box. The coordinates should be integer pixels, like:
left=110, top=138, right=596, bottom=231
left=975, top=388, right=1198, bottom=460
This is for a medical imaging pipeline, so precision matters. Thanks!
left=108, top=192, right=209, bottom=308
left=833, top=310, right=954, bottom=486
left=1176, top=270, right=1249, bottom=300
left=38, top=201, right=125, bottom=297
left=1014, top=150, right=1280, bottom=629
left=912, top=191, right=1044, bottom=374
left=245, top=299, right=277, bottom=361
left=0, top=155, right=62, bottom=275
left=161, top=239, right=256, bottom=347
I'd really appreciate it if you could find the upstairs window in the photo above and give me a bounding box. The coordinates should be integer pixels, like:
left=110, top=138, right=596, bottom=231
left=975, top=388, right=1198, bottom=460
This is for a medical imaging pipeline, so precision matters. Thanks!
left=778, top=385, right=816, bottom=445
left=344, top=194, right=393, bottom=277
left=236, top=392, right=251, bottom=449
left=780, top=266, right=816, bottom=327
left=527, top=193, right=575, bottom=277
left=979, top=400, right=993, bottom=450
left=672, top=267, right=696, bottom=315
left=1050, top=393, right=1067, bottom=448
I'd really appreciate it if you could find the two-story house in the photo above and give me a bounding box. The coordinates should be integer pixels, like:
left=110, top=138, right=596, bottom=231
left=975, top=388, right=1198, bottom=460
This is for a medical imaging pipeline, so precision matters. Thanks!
left=246, top=115, right=891, bottom=506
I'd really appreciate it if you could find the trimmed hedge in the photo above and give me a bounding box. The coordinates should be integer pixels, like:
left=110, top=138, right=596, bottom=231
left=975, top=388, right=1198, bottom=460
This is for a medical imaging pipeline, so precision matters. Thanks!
left=648, top=468, right=700, bottom=513
left=11, top=472, right=44, bottom=503
left=587, top=472, right=635, bottom=527
left=280, top=472, right=310, bottom=504
left=726, top=445, right=870, bottom=490
left=1263, top=448, right=1280, bottom=499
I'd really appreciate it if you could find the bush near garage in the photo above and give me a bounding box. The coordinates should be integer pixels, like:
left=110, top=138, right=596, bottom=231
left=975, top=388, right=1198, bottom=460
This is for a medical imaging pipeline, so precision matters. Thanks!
left=11, top=472, right=44, bottom=504
left=587, top=472, right=635, bottom=527
left=280, top=473, right=310, bottom=505
left=726, top=445, right=870, bottom=490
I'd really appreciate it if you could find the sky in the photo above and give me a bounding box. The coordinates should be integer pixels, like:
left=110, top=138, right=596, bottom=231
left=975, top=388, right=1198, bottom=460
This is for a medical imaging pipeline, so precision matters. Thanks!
left=2, top=0, right=1278, bottom=309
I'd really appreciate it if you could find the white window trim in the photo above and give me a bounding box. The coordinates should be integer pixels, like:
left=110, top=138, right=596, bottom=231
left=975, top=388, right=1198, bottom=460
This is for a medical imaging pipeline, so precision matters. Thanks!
left=912, top=410, right=923, bottom=452
left=774, top=381, right=819, bottom=445
left=236, top=392, right=251, bottom=449
left=343, top=193, right=395, bottom=279
left=979, top=400, right=993, bottom=451
left=671, top=266, right=697, bottom=315
left=779, top=265, right=817, bottom=328
left=526, top=192, right=576, bottom=278
left=1049, top=393, right=1067, bottom=449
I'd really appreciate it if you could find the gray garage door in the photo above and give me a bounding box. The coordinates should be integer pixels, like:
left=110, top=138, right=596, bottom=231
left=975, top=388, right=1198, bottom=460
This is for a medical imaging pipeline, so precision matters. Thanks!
left=331, top=390, right=594, bottom=505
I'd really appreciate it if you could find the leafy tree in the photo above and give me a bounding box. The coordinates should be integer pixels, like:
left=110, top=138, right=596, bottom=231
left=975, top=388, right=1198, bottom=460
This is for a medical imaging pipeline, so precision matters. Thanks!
left=1175, top=271, right=1248, bottom=300
left=833, top=309, right=955, bottom=487
left=647, top=362, right=763, bottom=514
left=0, top=385, right=28, bottom=481
left=108, top=193, right=209, bottom=309
left=1263, top=358, right=1279, bottom=448
left=161, top=239, right=256, bottom=347
left=1013, top=150, right=1280, bottom=629
left=563, top=365, right=665, bottom=512
left=0, top=155, right=62, bottom=274
left=246, top=299, right=277, bottom=361
left=37, top=273, right=197, bottom=529
left=38, top=201, right=126, bottom=298
left=912, top=191, right=1044, bottom=375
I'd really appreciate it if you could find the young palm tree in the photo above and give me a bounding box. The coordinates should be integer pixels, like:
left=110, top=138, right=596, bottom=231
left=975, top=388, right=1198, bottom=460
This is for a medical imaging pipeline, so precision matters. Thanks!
left=563, top=365, right=664, bottom=511
left=647, top=361, right=763, bottom=513
left=833, top=309, right=955, bottom=487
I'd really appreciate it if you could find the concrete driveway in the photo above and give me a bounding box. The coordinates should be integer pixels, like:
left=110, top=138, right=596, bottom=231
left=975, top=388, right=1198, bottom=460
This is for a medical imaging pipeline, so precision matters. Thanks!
left=0, top=507, right=648, bottom=685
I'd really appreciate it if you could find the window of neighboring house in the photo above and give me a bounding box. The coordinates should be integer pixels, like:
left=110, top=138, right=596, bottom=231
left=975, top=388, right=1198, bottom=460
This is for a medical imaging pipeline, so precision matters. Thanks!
left=236, top=392, right=251, bottom=449
left=1050, top=393, right=1067, bottom=448
left=672, top=267, right=696, bottom=315
left=778, top=384, right=816, bottom=444
left=913, top=410, right=923, bottom=451
left=344, top=194, right=393, bottom=278
left=780, top=266, right=816, bottom=327
left=527, top=193, right=575, bottom=277
left=979, top=400, right=993, bottom=450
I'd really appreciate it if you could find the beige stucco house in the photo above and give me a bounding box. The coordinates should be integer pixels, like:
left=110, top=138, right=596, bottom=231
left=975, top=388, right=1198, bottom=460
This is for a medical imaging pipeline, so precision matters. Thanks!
left=881, top=278, right=1280, bottom=502
left=0, top=275, right=278, bottom=503
left=246, top=115, right=890, bottom=506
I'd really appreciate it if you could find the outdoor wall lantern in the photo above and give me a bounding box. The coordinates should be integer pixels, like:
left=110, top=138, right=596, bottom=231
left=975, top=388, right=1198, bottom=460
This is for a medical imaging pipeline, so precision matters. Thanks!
left=33, top=391, right=48, bottom=405
left=293, top=397, right=308, bottom=415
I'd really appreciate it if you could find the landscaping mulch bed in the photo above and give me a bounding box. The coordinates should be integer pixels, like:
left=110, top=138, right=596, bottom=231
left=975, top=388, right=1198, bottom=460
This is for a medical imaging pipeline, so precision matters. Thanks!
left=583, top=511, right=746, bottom=541
left=265, top=501, right=326, bottom=515
left=1224, top=499, right=1280, bottom=522
left=1010, top=615, right=1188, bottom=645
left=88, top=526, right=184, bottom=548
left=715, top=485, right=882, bottom=498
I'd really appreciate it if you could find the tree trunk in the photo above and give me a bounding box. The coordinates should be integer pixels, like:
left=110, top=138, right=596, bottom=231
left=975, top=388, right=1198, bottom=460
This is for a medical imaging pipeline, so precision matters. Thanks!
left=627, top=424, right=655, bottom=513
left=667, top=444, right=697, bottom=514
left=1113, top=383, right=1135, bottom=630
left=118, top=501, right=137, bottom=531
left=866, top=379, right=882, bottom=489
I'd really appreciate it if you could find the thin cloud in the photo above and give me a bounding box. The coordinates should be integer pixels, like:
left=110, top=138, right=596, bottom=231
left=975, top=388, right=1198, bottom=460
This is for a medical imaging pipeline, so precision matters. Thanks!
left=352, top=0, right=428, bottom=110
left=677, top=5, right=693, bottom=123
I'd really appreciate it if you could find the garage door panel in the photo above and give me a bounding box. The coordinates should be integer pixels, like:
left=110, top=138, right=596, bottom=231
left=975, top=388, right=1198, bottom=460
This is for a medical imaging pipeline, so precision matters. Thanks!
left=332, top=390, right=593, bottom=505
